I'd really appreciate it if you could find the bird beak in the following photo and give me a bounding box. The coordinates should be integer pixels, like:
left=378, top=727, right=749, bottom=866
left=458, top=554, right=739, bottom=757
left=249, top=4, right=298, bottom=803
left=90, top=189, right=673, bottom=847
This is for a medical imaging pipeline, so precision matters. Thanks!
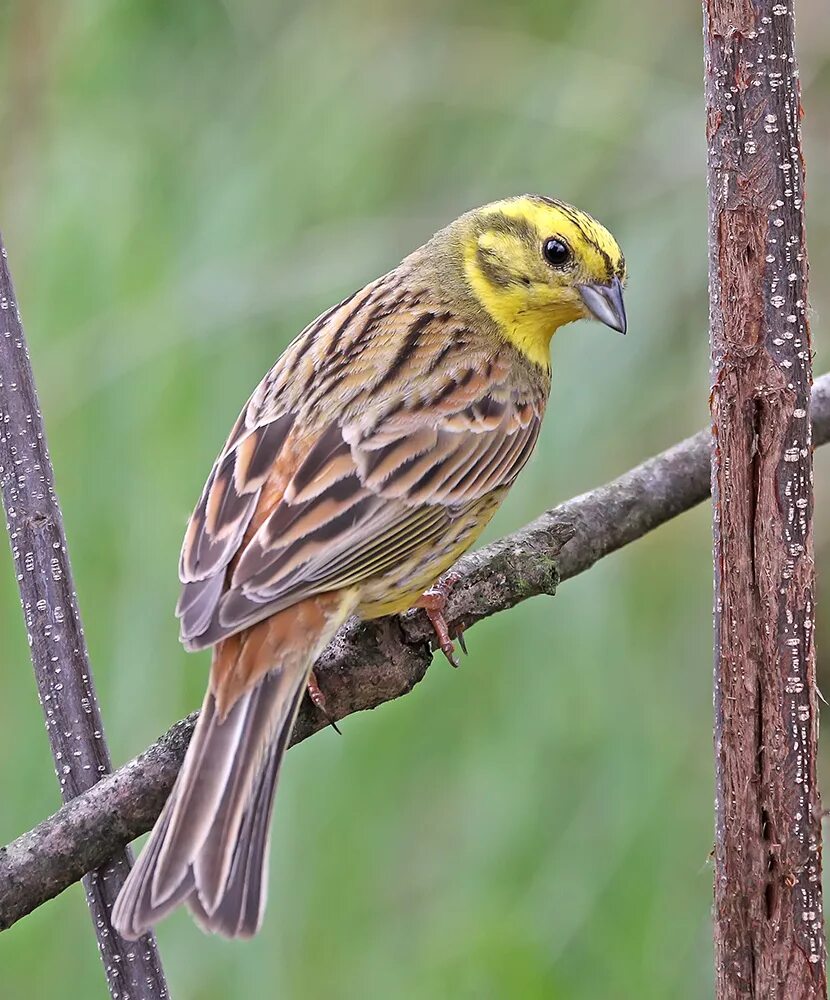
left=577, top=275, right=627, bottom=334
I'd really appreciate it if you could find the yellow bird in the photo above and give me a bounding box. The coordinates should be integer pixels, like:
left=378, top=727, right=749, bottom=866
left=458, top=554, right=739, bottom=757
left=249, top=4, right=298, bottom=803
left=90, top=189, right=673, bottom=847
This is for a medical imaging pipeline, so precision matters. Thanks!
left=113, top=195, right=626, bottom=939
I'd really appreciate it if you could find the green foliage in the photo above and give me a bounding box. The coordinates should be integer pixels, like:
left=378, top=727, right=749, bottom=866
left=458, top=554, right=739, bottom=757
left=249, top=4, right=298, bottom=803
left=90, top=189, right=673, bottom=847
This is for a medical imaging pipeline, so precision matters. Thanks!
left=1, top=1, right=829, bottom=997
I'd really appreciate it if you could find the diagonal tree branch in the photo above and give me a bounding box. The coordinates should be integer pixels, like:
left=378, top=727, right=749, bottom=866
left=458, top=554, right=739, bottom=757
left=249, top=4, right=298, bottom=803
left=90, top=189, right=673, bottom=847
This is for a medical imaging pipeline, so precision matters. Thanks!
left=2, top=371, right=830, bottom=934
left=0, top=238, right=169, bottom=996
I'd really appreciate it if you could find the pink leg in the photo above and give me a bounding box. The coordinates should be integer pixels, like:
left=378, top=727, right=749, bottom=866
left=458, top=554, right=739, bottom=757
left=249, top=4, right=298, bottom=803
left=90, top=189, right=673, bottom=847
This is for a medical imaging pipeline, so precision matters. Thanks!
left=415, top=571, right=467, bottom=668
left=307, top=670, right=341, bottom=734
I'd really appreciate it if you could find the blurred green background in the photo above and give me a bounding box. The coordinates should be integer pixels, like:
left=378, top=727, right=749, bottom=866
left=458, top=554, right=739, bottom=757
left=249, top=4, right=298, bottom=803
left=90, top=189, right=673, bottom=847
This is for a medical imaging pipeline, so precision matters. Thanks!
left=1, top=1, right=829, bottom=997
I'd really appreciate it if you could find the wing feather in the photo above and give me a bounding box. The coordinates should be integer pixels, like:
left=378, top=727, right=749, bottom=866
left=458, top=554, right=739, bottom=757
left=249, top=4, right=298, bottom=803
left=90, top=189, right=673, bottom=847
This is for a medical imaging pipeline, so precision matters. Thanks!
left=177, top=288, right=547, bottom=652
left=179, top=414, right=295, bottom=587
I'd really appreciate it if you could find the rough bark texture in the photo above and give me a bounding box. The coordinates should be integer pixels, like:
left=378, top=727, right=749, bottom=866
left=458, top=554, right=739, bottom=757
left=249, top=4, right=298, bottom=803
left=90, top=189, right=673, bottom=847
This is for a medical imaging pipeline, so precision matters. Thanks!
left=0, top=240, right=170, bottom=998
left=2, top=372, right=830, bottom=930
left=704, top=1, right=826, bottom=996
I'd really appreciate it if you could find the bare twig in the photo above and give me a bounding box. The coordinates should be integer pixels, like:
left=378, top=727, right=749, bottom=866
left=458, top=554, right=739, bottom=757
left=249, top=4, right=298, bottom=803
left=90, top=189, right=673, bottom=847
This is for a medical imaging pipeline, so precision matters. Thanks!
left=0, top=239, right=169, bottom=996
left=704, top=1, right=826, bottom=996
left=1, top=372, right=830, bottom=930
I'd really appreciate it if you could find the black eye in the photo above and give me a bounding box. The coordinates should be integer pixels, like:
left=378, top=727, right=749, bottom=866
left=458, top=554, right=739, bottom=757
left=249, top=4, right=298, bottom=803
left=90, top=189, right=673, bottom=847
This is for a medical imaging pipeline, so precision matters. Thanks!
left=543, top=237, right=571, bottom=268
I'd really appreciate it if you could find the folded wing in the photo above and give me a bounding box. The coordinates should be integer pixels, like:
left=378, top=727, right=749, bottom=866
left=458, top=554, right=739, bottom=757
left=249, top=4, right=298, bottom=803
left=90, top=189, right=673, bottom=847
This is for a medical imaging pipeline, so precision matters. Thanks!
left=178, top=341, right=544, bottom=651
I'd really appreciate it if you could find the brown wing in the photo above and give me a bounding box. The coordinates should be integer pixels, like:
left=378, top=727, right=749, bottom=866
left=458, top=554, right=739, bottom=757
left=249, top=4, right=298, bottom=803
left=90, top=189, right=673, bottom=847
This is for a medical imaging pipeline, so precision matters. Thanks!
left=177, top=283, right=547, bottom=651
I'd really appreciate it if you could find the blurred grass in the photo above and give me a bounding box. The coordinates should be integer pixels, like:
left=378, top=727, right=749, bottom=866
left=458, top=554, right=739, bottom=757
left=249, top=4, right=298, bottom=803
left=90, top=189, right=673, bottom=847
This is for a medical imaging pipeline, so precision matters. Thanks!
left=1, top=1, right=829, bottom=997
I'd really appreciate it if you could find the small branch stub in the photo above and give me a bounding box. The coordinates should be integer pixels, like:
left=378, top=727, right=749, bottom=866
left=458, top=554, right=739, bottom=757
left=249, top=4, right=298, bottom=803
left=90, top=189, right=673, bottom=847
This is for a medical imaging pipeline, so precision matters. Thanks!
left=704, top=0, right=826, bottom=996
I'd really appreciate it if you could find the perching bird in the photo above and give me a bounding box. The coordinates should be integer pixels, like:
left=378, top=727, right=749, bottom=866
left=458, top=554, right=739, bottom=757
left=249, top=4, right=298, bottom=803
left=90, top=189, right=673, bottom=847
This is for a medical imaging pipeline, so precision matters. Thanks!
left=112, top=195, right=626, bottom=939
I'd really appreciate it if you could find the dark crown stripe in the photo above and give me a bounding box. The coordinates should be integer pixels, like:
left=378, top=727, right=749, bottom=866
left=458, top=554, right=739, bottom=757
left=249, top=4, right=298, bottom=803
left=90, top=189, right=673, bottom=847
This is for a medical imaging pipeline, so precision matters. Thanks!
left=533, top=195, right=617, bottom=277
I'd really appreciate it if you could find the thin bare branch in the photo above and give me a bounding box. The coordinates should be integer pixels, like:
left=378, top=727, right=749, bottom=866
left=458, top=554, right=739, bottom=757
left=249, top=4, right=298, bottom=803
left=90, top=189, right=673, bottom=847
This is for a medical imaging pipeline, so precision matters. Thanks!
left=0, top=238, right=169, bottom=996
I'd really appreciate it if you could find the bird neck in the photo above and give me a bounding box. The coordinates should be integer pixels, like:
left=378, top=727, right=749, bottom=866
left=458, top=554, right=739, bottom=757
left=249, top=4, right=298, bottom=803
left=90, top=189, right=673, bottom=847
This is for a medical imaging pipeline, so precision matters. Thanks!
left=462, top=263, right=571, bottom=371
left=405, top=234, right=559, bottom=373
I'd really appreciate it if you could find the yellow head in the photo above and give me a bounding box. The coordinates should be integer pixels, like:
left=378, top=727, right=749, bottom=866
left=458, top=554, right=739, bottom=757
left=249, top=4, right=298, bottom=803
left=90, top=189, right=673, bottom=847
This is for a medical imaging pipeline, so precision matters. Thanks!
left=435, top=195, right=627, bottom=369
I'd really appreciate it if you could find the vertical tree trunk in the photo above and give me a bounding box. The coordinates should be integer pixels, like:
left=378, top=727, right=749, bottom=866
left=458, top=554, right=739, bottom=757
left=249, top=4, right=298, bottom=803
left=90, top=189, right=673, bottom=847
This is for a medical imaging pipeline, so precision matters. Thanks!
left=704, top=1, right=826, bottom=996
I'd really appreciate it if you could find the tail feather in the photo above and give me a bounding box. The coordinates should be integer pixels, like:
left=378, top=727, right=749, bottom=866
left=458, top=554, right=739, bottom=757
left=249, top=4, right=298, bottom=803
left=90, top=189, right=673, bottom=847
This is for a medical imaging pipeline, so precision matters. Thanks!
left=112, top=675, right=296, bottom=938
left=153, top=688, right=251, bottom=903
left=189, top=733, right=284, bottom=937
left=192, top=665, right=305, bottom=912
left=111, top=795, right=196, bottom=939
left=112, top=592, right=355, bottom=940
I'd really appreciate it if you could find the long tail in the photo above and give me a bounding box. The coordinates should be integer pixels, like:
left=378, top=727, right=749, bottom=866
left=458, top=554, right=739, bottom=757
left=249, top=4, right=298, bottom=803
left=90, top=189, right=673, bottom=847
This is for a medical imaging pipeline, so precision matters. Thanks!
left=113, top=592, right=353, bottom=939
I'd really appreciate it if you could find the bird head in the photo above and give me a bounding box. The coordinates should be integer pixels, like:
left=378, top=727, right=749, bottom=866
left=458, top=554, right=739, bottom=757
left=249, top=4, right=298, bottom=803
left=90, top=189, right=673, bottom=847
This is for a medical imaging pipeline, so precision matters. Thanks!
left=441, top=195, right=627, bottom=369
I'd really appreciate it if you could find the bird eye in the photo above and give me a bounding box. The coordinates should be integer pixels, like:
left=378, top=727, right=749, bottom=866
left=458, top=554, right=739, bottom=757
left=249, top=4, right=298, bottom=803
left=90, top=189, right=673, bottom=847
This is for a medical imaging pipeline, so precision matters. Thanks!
left=542, top=237, right=571, bottom=268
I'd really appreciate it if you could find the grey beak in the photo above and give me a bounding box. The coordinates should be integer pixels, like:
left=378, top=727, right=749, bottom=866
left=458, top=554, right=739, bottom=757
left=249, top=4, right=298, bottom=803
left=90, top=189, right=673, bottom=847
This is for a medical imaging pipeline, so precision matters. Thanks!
left=578, top=275, right=627, bottom=334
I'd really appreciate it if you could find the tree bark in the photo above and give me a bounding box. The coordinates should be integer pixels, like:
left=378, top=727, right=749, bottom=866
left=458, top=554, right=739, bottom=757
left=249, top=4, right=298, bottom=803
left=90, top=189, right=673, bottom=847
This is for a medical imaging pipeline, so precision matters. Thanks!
left=2, top=371, right=830, bottom=931
left=704, top=1, right=826, bottom=996
left=0, top=239, right=170, bottom=998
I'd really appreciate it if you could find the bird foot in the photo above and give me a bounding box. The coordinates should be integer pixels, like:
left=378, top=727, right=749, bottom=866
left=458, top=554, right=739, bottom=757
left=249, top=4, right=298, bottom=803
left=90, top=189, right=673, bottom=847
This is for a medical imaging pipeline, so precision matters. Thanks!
left=416, top=572, right=467, bottom=668
left=307, top=670, right=341, bottom=734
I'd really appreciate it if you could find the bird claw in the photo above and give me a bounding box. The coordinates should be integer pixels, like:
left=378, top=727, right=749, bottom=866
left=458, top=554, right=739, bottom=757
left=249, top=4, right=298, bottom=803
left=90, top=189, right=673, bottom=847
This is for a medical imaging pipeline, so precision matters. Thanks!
left=416, top=572, right=466, bottom=668
left=307, top=670, right=342, bottom=734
